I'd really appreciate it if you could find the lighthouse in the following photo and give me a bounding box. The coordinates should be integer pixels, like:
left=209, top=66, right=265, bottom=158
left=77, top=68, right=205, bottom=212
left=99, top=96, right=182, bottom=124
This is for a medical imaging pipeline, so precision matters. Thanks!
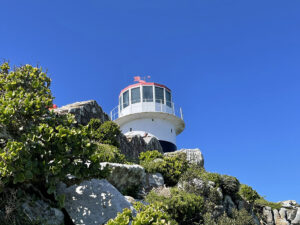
left=110, top=77, right=185, bottom=152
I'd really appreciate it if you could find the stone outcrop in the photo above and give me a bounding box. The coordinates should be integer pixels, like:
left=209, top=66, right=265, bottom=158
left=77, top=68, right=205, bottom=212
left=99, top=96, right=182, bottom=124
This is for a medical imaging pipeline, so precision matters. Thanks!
left=144, top=173, right=164, bottom=192
left=55, top=100, right=163, bottom=161
left=119, top=132, right=163, bottom=161
left=259, top=201, right=300, bottom=225
left=22, top=198, right=64, bottom=225
left=164, top=148, right=204, bottom=167
left=54, top=100, right=110, bottom=125
left=57, top=179, right=135, bottom=225
left=100, top=162, right=146, bottom=195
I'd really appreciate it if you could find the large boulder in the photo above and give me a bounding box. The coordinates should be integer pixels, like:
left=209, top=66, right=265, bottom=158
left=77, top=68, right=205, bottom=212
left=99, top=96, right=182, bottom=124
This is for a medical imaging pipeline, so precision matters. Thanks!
left=144, top=173, right=164, bottom=192
left=120, top=132, right=163, bottom=161
left=164, top=148, right=204, bottom=167
left=57, top=179, right=135, bottom=225
left=263, top=206, right=275, bottom=225
left=54, top=100, right=110, bottom=125
left=22, top=198, right=64, bottom=225
left=100, top=162, right=146, bottom=196
left=291, top=208, right=300, bottom=225
left=273, top=209, right=290, bottom=225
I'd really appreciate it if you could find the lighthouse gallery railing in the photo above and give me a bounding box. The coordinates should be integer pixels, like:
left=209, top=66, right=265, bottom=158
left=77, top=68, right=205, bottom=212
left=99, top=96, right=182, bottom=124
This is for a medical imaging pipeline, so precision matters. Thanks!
left=110, top=100, right=183, bottom=121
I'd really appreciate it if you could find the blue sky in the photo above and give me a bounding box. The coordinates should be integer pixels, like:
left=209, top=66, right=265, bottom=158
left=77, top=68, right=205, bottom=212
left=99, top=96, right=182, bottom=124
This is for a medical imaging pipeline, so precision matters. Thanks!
left=1, top=0, right=299, bottom=202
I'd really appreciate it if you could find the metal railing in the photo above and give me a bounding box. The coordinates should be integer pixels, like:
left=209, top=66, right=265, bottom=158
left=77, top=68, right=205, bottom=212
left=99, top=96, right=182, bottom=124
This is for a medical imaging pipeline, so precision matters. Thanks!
left=110, top=99, right=183, bottom=121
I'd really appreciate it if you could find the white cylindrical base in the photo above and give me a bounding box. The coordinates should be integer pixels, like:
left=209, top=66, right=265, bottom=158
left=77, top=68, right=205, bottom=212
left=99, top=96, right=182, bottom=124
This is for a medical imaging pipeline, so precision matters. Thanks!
left=120, top=118, right=177, bottom=145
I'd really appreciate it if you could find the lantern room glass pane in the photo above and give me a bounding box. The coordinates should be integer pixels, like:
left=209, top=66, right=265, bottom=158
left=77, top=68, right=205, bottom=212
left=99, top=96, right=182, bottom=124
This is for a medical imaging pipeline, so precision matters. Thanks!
left=166, top=90, right=172, bottom=107
left=143, top=86, right=153, bottom=102
left=123, top=90, right=129, bottom=108
left=131, top=87, right=140, bottom=104
left=155, top=87, right=164, bottom=104
left=119, top=96, right=122, bottom=110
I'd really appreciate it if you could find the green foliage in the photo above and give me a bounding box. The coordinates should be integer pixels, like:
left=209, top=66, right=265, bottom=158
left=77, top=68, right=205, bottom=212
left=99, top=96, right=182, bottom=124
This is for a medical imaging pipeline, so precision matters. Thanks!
left=221, top=175, right=240, bottom=195
left=91, top=144, right=126, bottom=164
left=140, top=151, right=188, bottom=186
left=139, top=150, right=163, bottom=162
left=203, top=209, right=256, bottom=225
left=87, top=119, right=121, bottom=147
left=146, top=188, right=204, bottom=225
left=255, top=198, right=281, bottom=210
left=0, top=63, right=120, bottom=207
left=0, top=63, right=53, bottom=137
left=106, top=203, right=177, bottom=225
left=239, top=184, right=260, bottom=203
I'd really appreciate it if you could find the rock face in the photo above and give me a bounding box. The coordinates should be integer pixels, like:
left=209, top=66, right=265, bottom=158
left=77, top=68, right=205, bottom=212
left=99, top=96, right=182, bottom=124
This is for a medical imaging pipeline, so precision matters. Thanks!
left=119, top=132, right=163, bottom=161
left=54, top=100, right=110, bottom=125
left=260, top=201, right=300, bottom=225
left=100, top=162, right=146, bottom=195
left=144, top=173, right=164, bottom=192
left=55, top=100, right=163, bottom=161
left=57, top=179, right=135, bottom=225
left=22, top=198, right=64, bottom=225
left=164, top=148, right=204, bottom=167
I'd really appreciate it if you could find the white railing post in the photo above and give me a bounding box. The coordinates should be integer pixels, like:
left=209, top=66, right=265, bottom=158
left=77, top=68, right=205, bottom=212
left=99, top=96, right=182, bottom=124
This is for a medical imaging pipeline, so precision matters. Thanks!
left=180, top=107, right=183, bottom=120
left=160, top=99, right=162, bottom=112
left=172, top=102, right=175, bottom=115
left=110, top=111, right=113, bottom=120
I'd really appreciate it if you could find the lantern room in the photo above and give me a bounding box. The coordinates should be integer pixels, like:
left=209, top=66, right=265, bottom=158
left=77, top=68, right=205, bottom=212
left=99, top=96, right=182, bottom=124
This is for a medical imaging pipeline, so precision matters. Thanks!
left=110, top=77, right=185, bottom=152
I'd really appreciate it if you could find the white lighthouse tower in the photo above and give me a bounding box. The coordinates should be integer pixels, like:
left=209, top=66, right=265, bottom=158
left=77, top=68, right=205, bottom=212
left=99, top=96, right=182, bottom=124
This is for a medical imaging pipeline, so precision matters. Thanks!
left=110, top=77, right=185, bottom=152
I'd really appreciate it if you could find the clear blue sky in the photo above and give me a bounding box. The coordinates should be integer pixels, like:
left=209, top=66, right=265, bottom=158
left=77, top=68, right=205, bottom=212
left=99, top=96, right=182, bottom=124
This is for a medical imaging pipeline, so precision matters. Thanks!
left=1, top=0, right=299, bottom=203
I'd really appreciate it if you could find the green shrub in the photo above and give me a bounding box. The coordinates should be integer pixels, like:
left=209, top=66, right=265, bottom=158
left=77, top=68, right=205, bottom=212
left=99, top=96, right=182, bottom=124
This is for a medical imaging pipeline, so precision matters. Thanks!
left=91, top=144, right=126, bottom=164
left=239, top=184, right=260, bottom=203
left=87, top=119, right=121, bottom=147
left=203, top=209, right=256, bottom=225
left=255, top=198, right=281, bottom=210
left=221, top=175, right=240, bottom=195
left=0, top=63, right=114, bottom=206
left=140, top=151, right=188, bottom=186
left=139, top=150, right=163, bottom=162
left=146, top=188, right=204, bottom=225
left=106, top=203, right=177, bottom=225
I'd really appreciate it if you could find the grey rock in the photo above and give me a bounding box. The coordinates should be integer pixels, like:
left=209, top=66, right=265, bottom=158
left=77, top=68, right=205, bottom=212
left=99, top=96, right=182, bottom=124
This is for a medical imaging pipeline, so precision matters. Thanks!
left=287, top=209, right=298, bottom=222
left=57, top=179, right=135, bottom=225
left=281, top=200, right=300, bottom=209
left=120, top=132, right=163, bottom=161
left=223, top=195, right=236, bottom=216
left=100, top=162, right=146, bottom=195
left=291, top=208, right=300, bottom=225
left=164, top=148, right=204, bottom=167
left=274, top=209, right=290, bottom=225
left=263, top=206, right=275, bottom=225
left=144, top=173, right=164, bottom=191
left=213, top=205, right=225, bottom=218
left=22, top=199, right=64, bottom=225
left=54, top=100, right=110, bottom=125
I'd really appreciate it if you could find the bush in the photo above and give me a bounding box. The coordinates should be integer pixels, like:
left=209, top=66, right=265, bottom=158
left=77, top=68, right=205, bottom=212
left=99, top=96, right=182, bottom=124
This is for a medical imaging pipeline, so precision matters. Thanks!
left=146, top=187, right=204, bottom=225
left=87, top=119, right=121, bottom=147
left=0, top=63, right=114, bottom=206
left=255, top=198, right=281, bottom=210
left=203, top=209, right=256, bottom=225
left=239, top=184, right=260, bottom=203
left=91, top=144, right=126, bottom=164
left=139, top=150, right=163, bottom=162
left=140, top=151, right=188, bottom=186
left=221, top=175, right=240, bottom=195
left=106, top=203, right=177, bottom=225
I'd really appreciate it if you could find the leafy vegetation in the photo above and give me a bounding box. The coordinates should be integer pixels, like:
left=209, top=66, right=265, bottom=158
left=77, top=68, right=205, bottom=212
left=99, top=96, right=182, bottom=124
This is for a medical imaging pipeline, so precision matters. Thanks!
left=106, top=202, right=177, bottom=225
left=0, top=62, right=125, bottom=214
left=255, top=198, right=282, bottom=210
left=203, top=209, right=256, bottom=225
left=139, top=150, right=188, bottom=186
left=146, top=187, right=204, bottom=225
left=239, top=184, right=260, bottom=203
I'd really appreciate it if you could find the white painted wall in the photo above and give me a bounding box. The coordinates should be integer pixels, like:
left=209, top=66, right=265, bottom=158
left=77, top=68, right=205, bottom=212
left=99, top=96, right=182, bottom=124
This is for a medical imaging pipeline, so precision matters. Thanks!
left=120, top=118, right=177, bottom=144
